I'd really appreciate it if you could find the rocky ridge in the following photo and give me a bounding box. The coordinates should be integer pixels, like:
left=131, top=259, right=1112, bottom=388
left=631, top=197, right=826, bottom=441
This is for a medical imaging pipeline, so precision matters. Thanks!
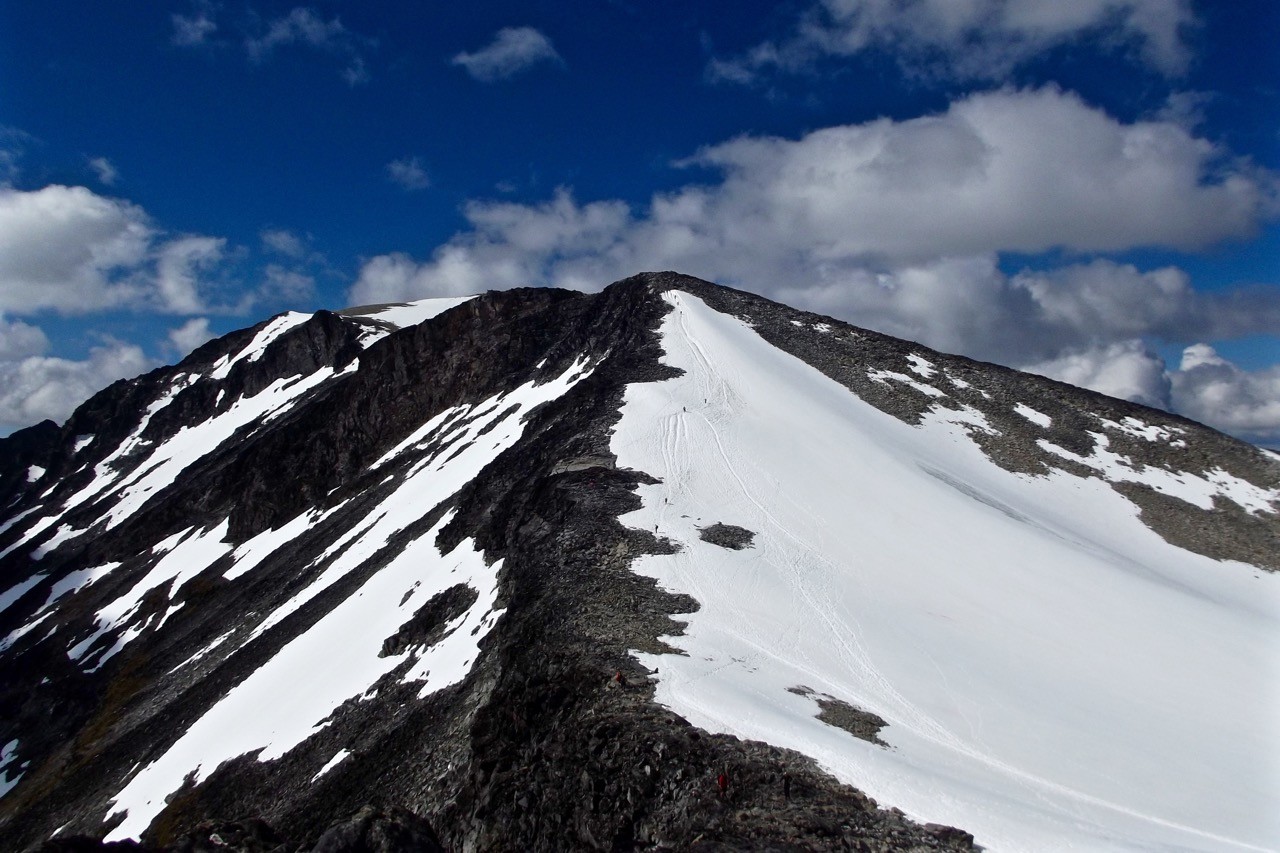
left=0, top=272, right=1275, bottom=851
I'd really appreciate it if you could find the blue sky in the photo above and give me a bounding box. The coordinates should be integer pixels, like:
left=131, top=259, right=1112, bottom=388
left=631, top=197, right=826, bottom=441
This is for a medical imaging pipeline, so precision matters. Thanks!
left=1, top=1, right=1278, bottom=443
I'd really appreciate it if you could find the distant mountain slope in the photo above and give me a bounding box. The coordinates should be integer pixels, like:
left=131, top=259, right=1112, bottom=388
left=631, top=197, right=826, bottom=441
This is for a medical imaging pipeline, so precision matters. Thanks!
left=0, top=273, right=1275, bottom=852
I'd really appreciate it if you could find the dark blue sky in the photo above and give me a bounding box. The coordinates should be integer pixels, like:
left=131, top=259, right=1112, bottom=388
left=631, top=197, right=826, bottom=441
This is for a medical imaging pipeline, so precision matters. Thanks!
left=1, top=1, right=1278, bottom=441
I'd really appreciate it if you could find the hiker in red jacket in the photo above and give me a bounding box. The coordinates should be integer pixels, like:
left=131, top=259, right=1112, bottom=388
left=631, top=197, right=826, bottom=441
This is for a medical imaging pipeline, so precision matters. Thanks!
left=717, top=771, right=729, bottom=798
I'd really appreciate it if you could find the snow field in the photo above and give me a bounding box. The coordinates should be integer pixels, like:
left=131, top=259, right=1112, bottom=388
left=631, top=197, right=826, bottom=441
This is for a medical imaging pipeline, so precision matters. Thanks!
left=613, top=291, right=1280, bottom=852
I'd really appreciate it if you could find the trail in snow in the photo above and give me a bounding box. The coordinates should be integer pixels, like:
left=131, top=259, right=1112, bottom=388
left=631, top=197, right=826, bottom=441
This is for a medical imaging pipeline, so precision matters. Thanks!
left=613, top=291, right=1280, bottom=852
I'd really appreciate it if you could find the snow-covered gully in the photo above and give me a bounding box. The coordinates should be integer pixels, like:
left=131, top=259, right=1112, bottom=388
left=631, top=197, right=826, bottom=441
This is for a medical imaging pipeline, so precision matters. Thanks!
left=612, top=291, right=1280, bottom=851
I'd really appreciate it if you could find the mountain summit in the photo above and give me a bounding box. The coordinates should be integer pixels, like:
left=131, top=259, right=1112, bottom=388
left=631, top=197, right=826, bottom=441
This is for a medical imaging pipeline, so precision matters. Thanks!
left=1, top=272, right=1277, bottom=851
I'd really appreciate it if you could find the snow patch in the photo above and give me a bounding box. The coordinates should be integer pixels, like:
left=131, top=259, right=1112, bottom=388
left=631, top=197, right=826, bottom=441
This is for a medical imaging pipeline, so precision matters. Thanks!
left=0, top=739, right=22, bottom=799
left=209, top=312, right=311, bottom=380
left=346, top=296, right=475, bottom=331
left=311, top=749, right=350, bottom=782
left=867, top=369, right=946, bottom=398
left=1012, top=403, right=1052, bottom=428
left=1040, top=433, right=1279, bottom=515
left=0, top=572, right=46, bottom=616
left=905, top=353, right=936, bottom=378
left=69, top=522, right=231, bottom=667
left=103, top=519, right=502, bottom=842
left=613, top=291, right=1280, bottom=852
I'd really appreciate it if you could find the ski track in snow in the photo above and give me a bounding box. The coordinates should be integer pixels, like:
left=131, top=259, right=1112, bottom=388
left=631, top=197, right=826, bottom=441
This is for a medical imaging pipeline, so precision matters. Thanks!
left=614, top=291, right=1280, bottom=852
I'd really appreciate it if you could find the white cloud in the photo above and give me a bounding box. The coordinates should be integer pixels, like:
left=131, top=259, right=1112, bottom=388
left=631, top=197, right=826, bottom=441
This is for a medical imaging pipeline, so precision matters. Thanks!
left=246, top=7, right=347, bottom=60
left=0, top=185, right=230, bottom=315
left=1024, top=340, right=1172, bottom=409
left=154, top=235, right=226, bottom=314
left=0, top=185, right=152, bottom=313
left=167, top=317, right=216, bottom=355
left=242, top=7, right=371, bottom=82
left=350, top=88, right=1275, bottom=307
left=259, top=264, right=315, bottom=302
left=345, top=88, right=1280, bottom=441
left=171, top=7, right=217, bottom=47
left=451, top=27, right=562, bottom=82
left=87, top=156, right=119, bottom=186
left=1171, top=345, right=1280, bottom=444
left=711, top=0, right=1196, bottom=83
left=0, top=341, right=151, bottom=433
left=386, top=157, right=430, bottom=191
left=0, top=316, right=48, bottom=362
left=260, top=228, right=307, bottom=258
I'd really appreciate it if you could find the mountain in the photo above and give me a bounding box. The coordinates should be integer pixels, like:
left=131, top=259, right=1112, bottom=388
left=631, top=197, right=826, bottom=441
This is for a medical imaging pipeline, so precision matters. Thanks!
left=0, top=272, right=1276, bottom=852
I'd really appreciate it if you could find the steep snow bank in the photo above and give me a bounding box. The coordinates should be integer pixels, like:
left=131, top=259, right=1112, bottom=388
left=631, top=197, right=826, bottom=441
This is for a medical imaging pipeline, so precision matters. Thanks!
left=613, top=291, right=1280, bottom=852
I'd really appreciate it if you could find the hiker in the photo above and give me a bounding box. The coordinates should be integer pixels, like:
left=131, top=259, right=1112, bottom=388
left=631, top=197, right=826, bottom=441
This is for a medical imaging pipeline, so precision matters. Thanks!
left=717, top=771, right=729, bottom=798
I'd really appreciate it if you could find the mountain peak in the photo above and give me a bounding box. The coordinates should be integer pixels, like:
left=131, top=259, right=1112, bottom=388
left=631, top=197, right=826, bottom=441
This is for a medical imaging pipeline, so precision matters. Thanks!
left=1, top=274, right=1276, bottom=851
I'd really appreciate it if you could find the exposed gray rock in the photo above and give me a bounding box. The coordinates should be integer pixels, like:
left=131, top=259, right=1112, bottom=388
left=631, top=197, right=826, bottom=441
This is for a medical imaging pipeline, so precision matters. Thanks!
left=698, top=523, right=756, bottom=550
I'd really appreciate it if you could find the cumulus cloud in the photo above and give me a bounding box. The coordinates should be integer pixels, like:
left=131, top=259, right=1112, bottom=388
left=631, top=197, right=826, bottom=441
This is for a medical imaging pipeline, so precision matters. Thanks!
left=386, top=157, right=430, bottom=191
left=451, top=27, right=562, bottom=82
left=710, top=0, right=1196, bottom=84
left=1171, top=345, right=1280, bottom=444
left=351, top=88, right=1275, bottom=304
left=345, top=88, right=1280, bottom=440
left=87, top=156, right=119, bottom=186
left=167, top=317, right=216, bottom=355
left=0, top=185, right=229, bottom=315
left=1024, top=340, right=1172, bottom=409
left=0, top=341, right=151, bottom=434
left=0, top=316, right=48, bottom=362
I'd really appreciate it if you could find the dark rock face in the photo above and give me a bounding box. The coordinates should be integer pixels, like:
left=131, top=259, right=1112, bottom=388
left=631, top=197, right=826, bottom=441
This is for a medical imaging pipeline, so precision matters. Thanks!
left=0, top=271, right=1274, bottom=852
left=32, top=806, right=440, bottom=853
left=379, top=584, right=478, bottom=658
left=789, top=687, right=889, bottom=748
left=698, top=523, right=756, bottom=550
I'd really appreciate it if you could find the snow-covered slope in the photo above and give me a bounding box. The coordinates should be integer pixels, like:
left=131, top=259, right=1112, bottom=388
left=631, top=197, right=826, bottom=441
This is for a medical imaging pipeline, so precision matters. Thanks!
left=0, top=274, right=1275, bottom=852
left=614, top=291, right=1280, bottom=851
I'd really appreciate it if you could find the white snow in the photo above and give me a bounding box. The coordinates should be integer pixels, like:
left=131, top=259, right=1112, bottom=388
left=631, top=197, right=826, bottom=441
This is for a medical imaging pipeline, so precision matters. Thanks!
left=69, top=523, right=231, bottom=667
left=311, top=749, right=350, bottom=782
left=1098, top=416, right=1183, bottom=443
left=905, top=353, right=936, bottom=378
left=251, top=356, right=593, bottom=638
left=0, top=505, right=39, bottom=538
left=612, top=291, right=1280, bottom=852
left=1039, top=433, right=1279, bottom=515
left=0, top=739, right=22, bottom=799
left=57, top=364, right=349, bottom=542
left=0, top=572, right=46, bottom=616
left=209, top=312, right=311, bottom=380
left=26, top=466, right=45, bottom=483
left=104, top=519, right=503, bottom=842
left=36, top=563, right=120, bottom=613
left=867, top=368, right=946, bottom=398
left=223, top=506, right=341, bottom=582
left=345, top=296, right=475, bottom=330
left=1013, top=403, right=1052, bottom=428
left=74, top=435, right=95, bottom=453
left=100, top=354, right=594, bottom=841
left=0, top=610, right=53, bottom=653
